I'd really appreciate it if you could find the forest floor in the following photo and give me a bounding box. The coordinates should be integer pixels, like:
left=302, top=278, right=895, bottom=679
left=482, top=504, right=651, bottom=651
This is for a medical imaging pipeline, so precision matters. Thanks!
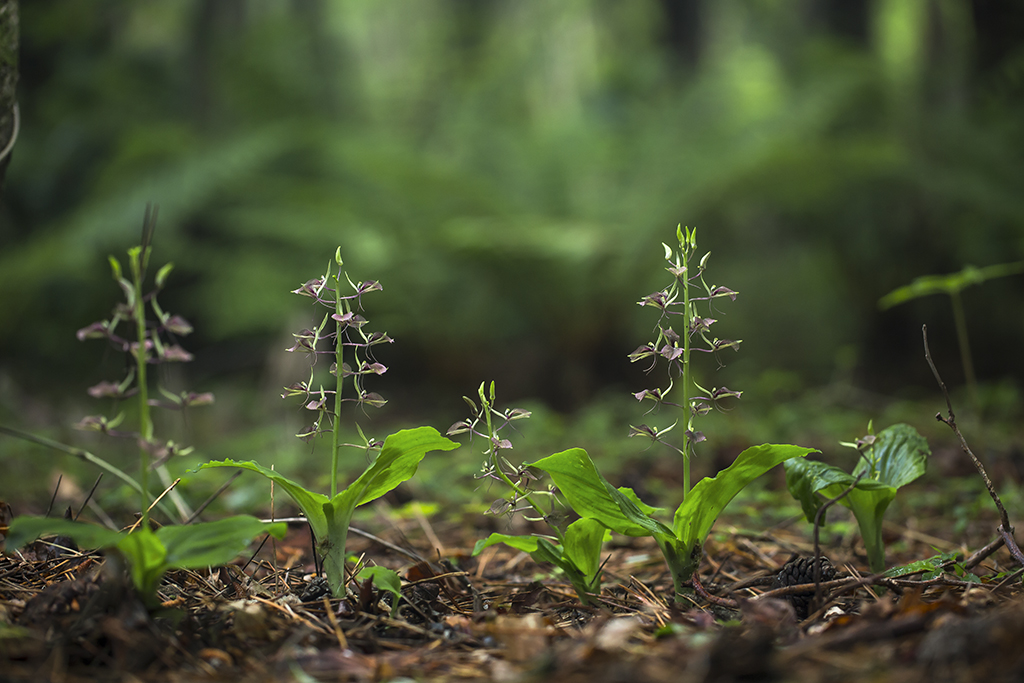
left=3, top=490, right=1024, bottom=683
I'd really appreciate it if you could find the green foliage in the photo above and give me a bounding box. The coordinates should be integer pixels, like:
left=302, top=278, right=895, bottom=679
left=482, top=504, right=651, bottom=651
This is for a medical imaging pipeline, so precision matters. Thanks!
left=474, top=518, right=609, bottom=605
left=784, top=423, right=930, bottom=573
left=6, top=515, right=285, bottom=603
left=6, top=1, right=1024, bottom=404
left=201, top=426, right=458, bottom=598
left=527, top=444, right=815, bottom=596
left=878, top=263, right=1024, bottom=309
left=356, top=565, right=404, bottom=616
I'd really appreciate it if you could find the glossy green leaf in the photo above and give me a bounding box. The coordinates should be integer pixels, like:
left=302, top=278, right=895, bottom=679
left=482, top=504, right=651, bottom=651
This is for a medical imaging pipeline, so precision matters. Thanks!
left=473, top=532, right=543, bottom=556
left=883, top=551, right=958, bottom=578
left=674, top=443, right=816, bottom=547
left=529, top=448, right=673, bottom=540
left=784, top=455, right=900, bottom=573
left=357, top=565, right=403, bottom=615
left=197, top=459, right=330, bottom=541
left=852, top=423, right=929, bottom=489
left=342, top=427, right=460, bottom=508
left=563, top=517, right=607, bottom=579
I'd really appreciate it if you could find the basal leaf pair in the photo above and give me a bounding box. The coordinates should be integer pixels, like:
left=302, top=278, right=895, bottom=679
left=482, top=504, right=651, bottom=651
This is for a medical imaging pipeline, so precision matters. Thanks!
left=784, top=423, right=930, bottom=572
left=476, top=443, right=816, bottom=599
left=201, top=426, right=458, bottom=597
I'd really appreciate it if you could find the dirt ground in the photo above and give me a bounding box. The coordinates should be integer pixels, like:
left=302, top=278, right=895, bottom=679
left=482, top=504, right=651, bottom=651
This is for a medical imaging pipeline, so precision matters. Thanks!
left=3, top=504, right=1024, bottom=683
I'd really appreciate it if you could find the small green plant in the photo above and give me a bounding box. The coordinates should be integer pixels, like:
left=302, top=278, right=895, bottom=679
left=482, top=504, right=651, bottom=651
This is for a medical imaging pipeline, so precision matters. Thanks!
left=7, top=515, right=286, bottom=606
left=453, top=382, right=609, bottom=605
left=469, top=227, right=816, bottom=601
left=7, top=208, right=284, bottom=604
left=200, top=249, right=458, bottom=597
left=783, top=422, right=930, bottom=573
left=879, top=260, right=1024, bottom=411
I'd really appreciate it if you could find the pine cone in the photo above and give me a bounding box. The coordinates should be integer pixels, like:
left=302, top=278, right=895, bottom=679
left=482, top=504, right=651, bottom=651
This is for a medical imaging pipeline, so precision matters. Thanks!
left=771, top=556, right=836, bottom=619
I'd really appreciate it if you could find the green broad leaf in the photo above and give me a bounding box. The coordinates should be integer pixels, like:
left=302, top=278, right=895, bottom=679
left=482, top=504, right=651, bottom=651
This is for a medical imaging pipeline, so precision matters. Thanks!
left=617, top=487, right=667, bottom=517
left=473, top=532, right=543, bottom=556
left=6, top=516, right=125, bottom=551
left=357, top=565, right=402, bottom=602
left=197, top=460, right=330, bottom=541
left=852, top=423, right=929, bottom=490
left=340, top=427, right=460, bottom=509
left=884, top=551, right=958, bottom=578
left=529, top=448, right=674, bottom=540
left=675, top=444, right=817, bottom=547
left=878, top=261, right=1024, bottom=309
left=784, top=458, right=861, bottom=524
left=563, top=518, right=607, bottom=579
left=155, top=516, right=286, bottom=570
left=783, top=456, right=898, bottom=573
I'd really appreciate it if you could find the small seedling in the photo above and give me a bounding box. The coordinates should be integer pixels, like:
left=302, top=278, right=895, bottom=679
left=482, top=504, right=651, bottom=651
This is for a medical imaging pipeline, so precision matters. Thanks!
left=7, top=208, right=284, bottom=604
left=201, top=249, right=458, bottom=597
left=784, top=422, right=930, bottom=573
left=7, top=515, right=285, bottom=606
left=454, top=382, right=609, bottom=605
left=879, top=260, right=1024, bottom=411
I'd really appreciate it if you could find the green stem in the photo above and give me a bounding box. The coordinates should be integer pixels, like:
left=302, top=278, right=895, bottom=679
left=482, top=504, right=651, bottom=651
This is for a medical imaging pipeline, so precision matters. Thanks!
left=130, top=249, right=153, bottom=526
left=680, top=250, right=692, bottom=500
left=482, top=394, right=563, bottom=543
left=0, top=425, right=171, bottom=514
left=949, top=291, right=979, bottom=412
left=331, top=272, right=348, bottom=499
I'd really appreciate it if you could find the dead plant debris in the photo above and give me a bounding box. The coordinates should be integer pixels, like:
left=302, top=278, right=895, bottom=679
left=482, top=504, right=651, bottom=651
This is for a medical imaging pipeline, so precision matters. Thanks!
left=2, top=513, right=1024, bottom=683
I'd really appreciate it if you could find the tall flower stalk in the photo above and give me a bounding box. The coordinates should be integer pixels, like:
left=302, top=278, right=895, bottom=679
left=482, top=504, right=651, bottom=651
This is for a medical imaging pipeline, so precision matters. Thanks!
left=629, top=226, right=742, bottom=501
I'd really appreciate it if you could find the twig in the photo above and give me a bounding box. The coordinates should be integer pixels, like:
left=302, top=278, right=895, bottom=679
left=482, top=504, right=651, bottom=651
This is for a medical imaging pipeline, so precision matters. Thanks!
left=922, top=324, right=1023, bottom=567
left=126, top=478, right=181, bottom=533
left=960, top=535, right=1005, bottom=572
left=690, top=570, right=739, bottom=608
left=185, top=470, right=242, bottom=524
left=261, top=516, right=428, bottom=564
left=76, top=474, right=104, bottom=521
left=45, top=474, right=62, bottom=518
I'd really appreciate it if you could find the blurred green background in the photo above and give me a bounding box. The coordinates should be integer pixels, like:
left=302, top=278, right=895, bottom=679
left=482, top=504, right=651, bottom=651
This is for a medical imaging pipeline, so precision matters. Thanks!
left=1, top=0, right=1022, bottom=516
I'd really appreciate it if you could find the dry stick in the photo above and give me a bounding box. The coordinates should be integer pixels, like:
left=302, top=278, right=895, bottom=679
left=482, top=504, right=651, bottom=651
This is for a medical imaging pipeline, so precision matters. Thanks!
left=922, top=324, right=1024, bottom=568
left=261, top=516, right=429, bottom=564
left=184, top=470, right=242, bottom=524
left=75, top=474, right=104, bottom=521
left=812, top=470, right=865, bottom=613
left=126, top=478, right=181, bottom=533
left=45, top=474, right=63, bottom=517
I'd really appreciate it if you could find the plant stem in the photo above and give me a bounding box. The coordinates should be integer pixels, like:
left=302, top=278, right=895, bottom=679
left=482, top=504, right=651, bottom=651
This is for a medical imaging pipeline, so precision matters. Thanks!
left=482, top=394, right=562, bottom=542
left=130, top=248, right=153, bottom=526
left=331, top=270, right=347, bottom=499
left=949, top=291, right=979, bottom=412
left=680, top=246, right=692, bottom=500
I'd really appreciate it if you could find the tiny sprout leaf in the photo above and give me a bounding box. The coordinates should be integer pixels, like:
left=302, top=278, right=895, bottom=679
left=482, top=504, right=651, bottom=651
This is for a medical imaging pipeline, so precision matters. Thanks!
left=154, top=263, right=174, bottom=289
